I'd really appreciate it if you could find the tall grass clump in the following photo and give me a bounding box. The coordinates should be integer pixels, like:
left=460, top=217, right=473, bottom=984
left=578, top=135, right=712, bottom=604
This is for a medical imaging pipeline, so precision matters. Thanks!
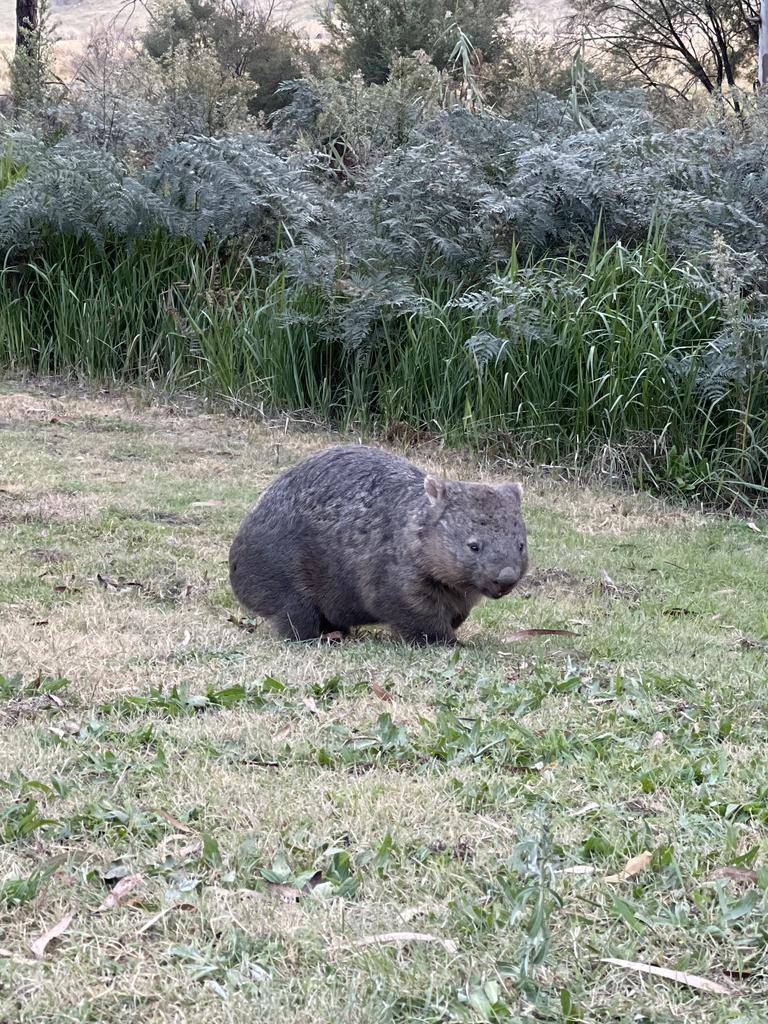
left=2, top=228, right=766, bottom=508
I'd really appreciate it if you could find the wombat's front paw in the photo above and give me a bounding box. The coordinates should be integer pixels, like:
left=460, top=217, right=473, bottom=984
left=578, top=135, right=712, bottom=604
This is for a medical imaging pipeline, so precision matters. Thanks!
left=397, top=627, right=457, bottom=647
left=320, top=629, right=347, bottom=644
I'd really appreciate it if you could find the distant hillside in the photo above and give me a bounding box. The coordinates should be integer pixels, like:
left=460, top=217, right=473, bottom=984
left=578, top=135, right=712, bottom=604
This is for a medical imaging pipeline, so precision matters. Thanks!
left=0, top=0, right=324, bottom=60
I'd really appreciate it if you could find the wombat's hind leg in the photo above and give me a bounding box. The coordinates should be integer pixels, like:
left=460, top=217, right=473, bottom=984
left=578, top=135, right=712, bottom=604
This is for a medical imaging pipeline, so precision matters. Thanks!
left=269, top=593, right=324, bottom=641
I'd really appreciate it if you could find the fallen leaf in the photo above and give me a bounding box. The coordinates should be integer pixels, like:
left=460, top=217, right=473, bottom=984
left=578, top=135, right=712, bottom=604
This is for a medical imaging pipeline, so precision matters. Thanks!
left=94, top=874, right=142, bottom=913
left=135, top=903, right=194, bottom=937
left=746, top=521, right=762, bottom=534
left=189, top=499, right=225, bottom=508
left=266, top=871, right=323, bottom=903
left=568, top=802, right=600, bottom=818
left=30, top=911, right=75, bottom=958
left=601, top=957, right=732, bottom=995
left=99, top=860, right=132, bottom=884
left=239, top=756, right=280, bottom=768
left=228, top=614, right=259, bottom=632
left=48, top=720, right=81, bottom=739
left=96, top=573, right=143, bottom=591
left=649, top=731, right=666, bottom=747
left=605, top=850, right=652, bottom=883
left=153, top=809, right=195, bottom=834
left=176, top=839, right=204, bottom=862
left=711, top=866, right=759, bottom=885
left=267, top=883, right=302, bottom=903
left=501, top=628, right=580, bottom=647
left=333, top=931, right=458, bottom=954
left=370, top=681, right=392, bottom=702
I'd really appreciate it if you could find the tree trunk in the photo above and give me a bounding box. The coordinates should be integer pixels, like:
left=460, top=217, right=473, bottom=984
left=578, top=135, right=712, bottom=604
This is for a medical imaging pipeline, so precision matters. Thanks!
left=16, top=0, right=38, bottom=50
left=760, top=0, right=768, bottom=85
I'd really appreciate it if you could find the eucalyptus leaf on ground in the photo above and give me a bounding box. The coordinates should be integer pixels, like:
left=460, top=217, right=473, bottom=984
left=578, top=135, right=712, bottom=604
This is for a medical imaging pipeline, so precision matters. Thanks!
left=94, top=874, right=142, bottom=913
left=601, top=957, right=733, bottom=996
left=605, top=851, right=653, bottom=883
left=30, top=912, right=75, bottom=959
left=711, top=867, right=759, bottom=885
left=332, top=931, right=458, bottom=954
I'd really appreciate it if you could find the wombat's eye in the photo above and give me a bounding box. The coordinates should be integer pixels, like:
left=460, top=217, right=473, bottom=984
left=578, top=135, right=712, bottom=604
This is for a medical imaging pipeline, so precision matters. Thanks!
left=467, top=541, right=480, bottom=552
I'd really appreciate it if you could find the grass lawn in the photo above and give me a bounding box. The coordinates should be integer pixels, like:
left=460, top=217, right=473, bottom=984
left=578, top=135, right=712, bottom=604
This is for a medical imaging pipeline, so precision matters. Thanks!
left=1, top=379, right=767, bottom=1023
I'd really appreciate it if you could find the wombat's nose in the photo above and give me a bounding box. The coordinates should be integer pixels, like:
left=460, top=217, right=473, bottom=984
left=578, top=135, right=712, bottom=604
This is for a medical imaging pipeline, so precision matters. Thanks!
left=497, top=567, right=517, bottom=587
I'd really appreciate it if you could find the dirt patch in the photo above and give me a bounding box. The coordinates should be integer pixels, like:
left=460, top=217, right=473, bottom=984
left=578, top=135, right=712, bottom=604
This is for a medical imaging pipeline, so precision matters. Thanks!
left=26, top=547, right=68, bottom=564
left=520, top=565, right=642, bottom=602
left=0, top=693, right=68, bottom=724
left=589, top=574, right=643, bottom=602
left=141, top=573, right=200, bottom=603
left=521, top=567, right=583, bottom=595
left=68, top=417, right=149, bottom=435
left=1, top=491, right=106, bottom=525
left=0, top=491, right=26, bottom=525
left=0, top=508, right=50, bottom=526
left=115, top=509, right=202, bottom=526
left=93, top=566, right=208, bottom=604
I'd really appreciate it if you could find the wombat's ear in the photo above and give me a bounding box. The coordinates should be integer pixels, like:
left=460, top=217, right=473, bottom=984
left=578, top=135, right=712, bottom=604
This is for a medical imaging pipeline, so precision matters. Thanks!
left=498, top=481, right=523, bottom=501
left=424, top=475, right=447, bottom=505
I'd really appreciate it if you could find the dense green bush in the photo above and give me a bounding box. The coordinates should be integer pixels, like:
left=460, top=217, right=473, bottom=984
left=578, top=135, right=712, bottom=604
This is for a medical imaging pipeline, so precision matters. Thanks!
left=142, top=0, right=314, bottom=117
left=1, top=82, right=767, bottom=508
left=320, top=0, right=516, bottom=84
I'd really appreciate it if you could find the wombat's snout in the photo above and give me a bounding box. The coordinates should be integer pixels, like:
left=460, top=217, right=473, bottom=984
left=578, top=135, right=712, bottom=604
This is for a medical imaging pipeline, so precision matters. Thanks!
left=488, top=565, right=522, bottom=598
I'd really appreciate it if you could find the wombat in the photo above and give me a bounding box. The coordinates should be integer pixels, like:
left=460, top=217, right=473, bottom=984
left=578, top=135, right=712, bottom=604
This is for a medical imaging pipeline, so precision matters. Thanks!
left=229, top=445, right=528, bottom=645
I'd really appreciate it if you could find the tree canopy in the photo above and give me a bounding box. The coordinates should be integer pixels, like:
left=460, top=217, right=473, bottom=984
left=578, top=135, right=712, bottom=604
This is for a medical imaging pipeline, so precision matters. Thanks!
left=569, top=0, right=760, bottom=104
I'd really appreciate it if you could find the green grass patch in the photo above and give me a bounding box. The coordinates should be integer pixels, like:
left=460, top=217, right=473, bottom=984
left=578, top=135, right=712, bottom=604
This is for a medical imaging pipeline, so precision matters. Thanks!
left=0, top=384, right=767, bottom=1022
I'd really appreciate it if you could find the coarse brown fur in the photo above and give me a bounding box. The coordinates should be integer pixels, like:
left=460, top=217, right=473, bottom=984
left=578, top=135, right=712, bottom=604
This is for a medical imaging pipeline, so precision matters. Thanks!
left=229, top=445, right=528, bottom=645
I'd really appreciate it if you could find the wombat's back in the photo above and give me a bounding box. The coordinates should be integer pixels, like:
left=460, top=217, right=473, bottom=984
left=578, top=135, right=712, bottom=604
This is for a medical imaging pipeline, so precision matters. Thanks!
left=256, top=445, right=426, bottom=526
